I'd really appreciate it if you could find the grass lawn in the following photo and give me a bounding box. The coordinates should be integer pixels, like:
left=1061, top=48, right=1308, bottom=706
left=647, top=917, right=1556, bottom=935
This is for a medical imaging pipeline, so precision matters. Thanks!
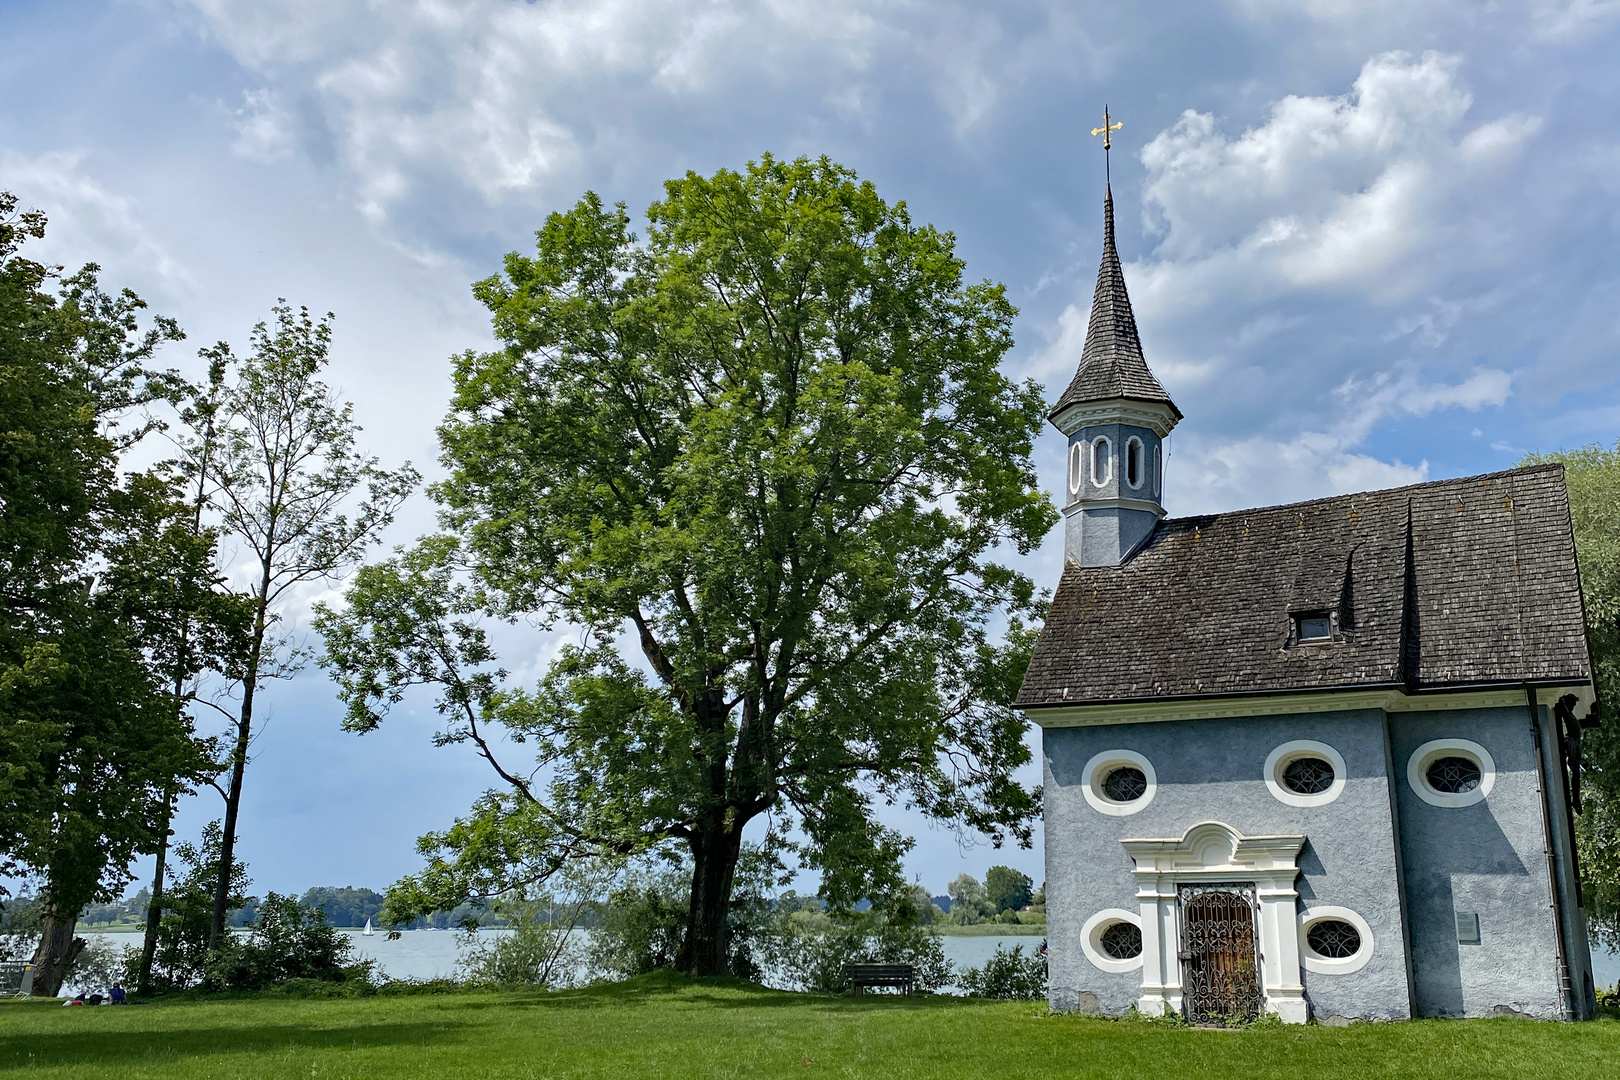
left=2, top=973, right=1617, bottom=1079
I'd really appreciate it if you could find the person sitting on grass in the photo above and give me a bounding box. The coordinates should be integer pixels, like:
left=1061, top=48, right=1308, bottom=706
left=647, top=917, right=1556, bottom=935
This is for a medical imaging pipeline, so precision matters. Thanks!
left=108, top=984, right=126, bottom=1004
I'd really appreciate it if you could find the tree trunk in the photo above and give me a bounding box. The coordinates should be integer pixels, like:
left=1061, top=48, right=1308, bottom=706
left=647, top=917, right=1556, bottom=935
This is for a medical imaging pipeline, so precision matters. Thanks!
left=28, top=910, right=85, bottom=998
left=137, top=793, right=173, bottom=994
left=211, top=578, right=268, bottom=949
left=679, top=823, right=744, bottom=976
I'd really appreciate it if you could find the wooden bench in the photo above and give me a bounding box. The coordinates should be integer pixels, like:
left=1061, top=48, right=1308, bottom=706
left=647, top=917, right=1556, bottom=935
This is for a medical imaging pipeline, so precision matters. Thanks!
left=844, top=963, right=916, bottom=996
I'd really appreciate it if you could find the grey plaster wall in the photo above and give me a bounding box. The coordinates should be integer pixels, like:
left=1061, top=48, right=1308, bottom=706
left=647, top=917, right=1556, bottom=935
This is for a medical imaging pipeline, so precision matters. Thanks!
left=1064, top=422, right=1161, bottom=508
left=1043, top=710, right=1412, bottom=1020
left=1390, top=707, right=1564, bottom=1018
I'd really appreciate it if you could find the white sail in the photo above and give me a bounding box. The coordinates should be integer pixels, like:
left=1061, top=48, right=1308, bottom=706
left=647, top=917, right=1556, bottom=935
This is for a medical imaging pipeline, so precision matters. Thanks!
left=362, top=919, right=373, bottom=936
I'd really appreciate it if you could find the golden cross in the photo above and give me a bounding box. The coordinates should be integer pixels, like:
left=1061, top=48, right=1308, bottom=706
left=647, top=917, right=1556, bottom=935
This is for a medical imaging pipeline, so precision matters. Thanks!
left=1090, top=106, right=1123, bottom=150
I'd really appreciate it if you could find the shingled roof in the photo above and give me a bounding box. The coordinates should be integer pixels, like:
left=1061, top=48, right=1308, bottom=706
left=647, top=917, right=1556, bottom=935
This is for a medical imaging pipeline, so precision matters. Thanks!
left=1016, top=465, right=1592, bottom=708
left=1050, top=186, right=1182, bottom=422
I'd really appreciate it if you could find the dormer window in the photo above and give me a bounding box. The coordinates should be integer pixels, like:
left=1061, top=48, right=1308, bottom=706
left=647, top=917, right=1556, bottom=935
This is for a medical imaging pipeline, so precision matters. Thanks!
left=1295, top=611, right=1334, bottom=642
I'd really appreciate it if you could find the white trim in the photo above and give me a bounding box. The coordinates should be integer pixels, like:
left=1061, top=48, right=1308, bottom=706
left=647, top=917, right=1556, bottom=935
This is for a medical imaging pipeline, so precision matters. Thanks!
left=1067, top=441, right=1083, bottom=496
left=1263, top=740, right=1347, bottom=807
left=1297, top=906, right=1374, bottom=975
left=1090, top=436, right=1113, bottom=488
left=1125, top=436, right=1145, bottom=490
left=1081, top=909, right=1144, bottom=973
left=1051, top=397, right=1180, bottom=438
left=1061, top=497, right=1167, bottom=518
left=1081, top=749, right=1156, bottom=816
left=1120, top=821, right=1308, bottom=1024
left=1407, top=738, right=1496, bottom=808
left=1022, top=684, right=1595, bottom=729
left=1154, top=443, right=1162, bottom=497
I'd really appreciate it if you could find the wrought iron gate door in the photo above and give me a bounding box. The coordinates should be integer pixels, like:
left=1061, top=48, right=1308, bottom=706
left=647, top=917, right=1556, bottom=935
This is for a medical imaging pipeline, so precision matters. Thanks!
left=1178, top=884, right=1262, bottom=1024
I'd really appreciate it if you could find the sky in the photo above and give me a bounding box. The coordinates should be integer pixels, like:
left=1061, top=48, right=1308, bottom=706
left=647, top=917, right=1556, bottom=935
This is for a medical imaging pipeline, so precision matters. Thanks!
left=4, top=0, right=1619, bottom=903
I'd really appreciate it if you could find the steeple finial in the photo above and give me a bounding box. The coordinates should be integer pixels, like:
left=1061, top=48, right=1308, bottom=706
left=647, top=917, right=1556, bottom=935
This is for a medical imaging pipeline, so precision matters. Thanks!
left=1091, top=105, right=1123, bottom=185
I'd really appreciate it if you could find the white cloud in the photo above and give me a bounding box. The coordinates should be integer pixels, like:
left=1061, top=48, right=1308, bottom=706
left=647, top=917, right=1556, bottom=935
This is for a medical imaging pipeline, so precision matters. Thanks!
left=174, top=0, right=1097, bottom=222
left=0, top=150, right=191, bottom=296
left=232, top=88, right=297, bottom=162
left=1170, top=429, right=1428, bottom=515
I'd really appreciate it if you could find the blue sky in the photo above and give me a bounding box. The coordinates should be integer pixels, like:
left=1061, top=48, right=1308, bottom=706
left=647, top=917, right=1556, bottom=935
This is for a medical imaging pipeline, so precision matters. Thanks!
left=5, top=0, right=1618, bottom=901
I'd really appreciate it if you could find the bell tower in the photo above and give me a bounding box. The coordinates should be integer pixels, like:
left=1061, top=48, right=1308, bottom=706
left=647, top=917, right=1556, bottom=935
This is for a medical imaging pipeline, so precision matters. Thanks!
left=1052, top=117, right=1181, bottom=566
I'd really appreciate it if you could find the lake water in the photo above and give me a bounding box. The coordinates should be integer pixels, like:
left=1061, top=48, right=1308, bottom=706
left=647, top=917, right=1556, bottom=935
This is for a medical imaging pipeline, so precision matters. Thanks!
left=75, top=930, right=1620, bottom=995
left=77, top=929, right=1044, bottom=990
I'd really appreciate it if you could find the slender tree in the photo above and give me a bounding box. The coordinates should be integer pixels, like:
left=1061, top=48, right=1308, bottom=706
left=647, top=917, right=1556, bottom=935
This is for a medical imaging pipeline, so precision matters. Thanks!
left=318, top=156, right=1053, bottom=974
left=198, top=305, right=417, bottom=947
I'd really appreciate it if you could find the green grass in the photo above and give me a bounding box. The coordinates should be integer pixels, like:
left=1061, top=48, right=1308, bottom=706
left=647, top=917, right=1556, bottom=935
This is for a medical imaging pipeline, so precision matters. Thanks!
left=932, top=922, right=1043, bottom=936
left=2, top=974, right=1617, bottom=1079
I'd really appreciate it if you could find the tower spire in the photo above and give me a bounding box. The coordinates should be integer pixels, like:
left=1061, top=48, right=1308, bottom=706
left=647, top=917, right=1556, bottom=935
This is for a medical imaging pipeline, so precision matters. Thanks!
left=1052, top=108, right=1181, bottom=567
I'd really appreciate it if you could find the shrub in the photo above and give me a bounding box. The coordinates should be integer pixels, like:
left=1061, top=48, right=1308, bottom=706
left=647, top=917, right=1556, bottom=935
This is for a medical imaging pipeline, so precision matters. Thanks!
left=205, top=893, right=362, bottom=991
left=458, top=896, right=585, bottom=988
left=957, top=944, right=1046, bottom=1000
left=757, top=906, right=953, bottom=994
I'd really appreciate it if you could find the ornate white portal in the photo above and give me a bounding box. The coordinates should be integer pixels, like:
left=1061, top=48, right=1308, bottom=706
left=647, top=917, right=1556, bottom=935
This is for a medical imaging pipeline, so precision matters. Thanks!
left=1120, top=821, right=1308, bottom=1023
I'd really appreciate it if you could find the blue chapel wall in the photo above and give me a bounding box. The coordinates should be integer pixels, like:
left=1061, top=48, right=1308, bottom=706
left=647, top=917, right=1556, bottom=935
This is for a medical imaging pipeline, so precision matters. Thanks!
left=1063, top=422, right=1161, bottom=508
left=1042, top=709, right=1413, bottom=1021
left=1390, top=706, right=1570, bottom=1018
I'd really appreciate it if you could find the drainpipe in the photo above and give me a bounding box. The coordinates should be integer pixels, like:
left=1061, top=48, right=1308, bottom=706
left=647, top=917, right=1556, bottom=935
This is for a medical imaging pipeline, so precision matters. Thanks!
left=1528, top=685, right=1573, bottom=1019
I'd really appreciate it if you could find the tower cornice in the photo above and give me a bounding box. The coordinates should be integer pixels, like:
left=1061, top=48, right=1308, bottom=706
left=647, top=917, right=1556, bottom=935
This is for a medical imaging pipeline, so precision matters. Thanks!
left=1051, top=396, right=1180, bottom=438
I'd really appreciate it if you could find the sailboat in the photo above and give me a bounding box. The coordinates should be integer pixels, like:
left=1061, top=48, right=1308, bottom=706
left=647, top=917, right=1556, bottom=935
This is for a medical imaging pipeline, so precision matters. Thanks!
left=362, top=920, right=373, bottom=937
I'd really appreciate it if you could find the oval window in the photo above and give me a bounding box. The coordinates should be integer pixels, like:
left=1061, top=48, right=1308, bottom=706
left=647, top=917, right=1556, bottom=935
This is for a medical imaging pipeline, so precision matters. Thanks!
left=1102, top=766, right=1147, bottom=803
left=1426, top=756, right=1482, bottom=795
left=1305, top=919, right=1362, bottom=959
left=1126, top=438, right=1143, bottom=489
left=1068, top=442, right=1083, bottom=495
left=1100, top=921, right=1143, bottom=960
left=1282, top=756, right=1335, bottom=795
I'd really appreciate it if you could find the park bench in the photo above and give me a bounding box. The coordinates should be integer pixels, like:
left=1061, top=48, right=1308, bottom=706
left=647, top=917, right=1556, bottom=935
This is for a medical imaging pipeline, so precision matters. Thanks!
left=844, top=963, right=916, bottom=996
left=0, top=963, right=33, bottom=998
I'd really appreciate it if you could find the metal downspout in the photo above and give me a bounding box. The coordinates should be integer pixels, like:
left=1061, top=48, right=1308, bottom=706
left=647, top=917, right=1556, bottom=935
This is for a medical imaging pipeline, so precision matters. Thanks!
left=1528, top=685, right=1573, bottom=1019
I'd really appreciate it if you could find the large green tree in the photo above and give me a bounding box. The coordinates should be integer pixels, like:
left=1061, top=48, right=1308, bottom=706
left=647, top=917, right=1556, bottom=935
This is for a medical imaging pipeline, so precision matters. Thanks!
left=318, top=156, right=1055, bottom=974
left=0, top=193, right=230, bottom=994
left=1526, top=443, right=1620, bottom=944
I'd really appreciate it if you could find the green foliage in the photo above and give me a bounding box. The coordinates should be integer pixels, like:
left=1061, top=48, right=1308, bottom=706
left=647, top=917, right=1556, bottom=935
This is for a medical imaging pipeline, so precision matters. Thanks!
left=585, top=863, right=702, bottom=979
left=299, top=887, right=385, bottom=929
left=134, top=820, right=252, bottom=992
left=1523, top=443, right=1620, bottom=944
left=205, top=894, right=364, bottom=991
left=756, top=905, right=952, bottom=994
left=946, top=873, right=989, bottom=924
left=983, top=865, right=1033, bottom=916
left=957, top=943, right=1047, bottom=1000
left=0, top=194, right=233, bottom=997
left=318, top=155, right=1054, bottom=974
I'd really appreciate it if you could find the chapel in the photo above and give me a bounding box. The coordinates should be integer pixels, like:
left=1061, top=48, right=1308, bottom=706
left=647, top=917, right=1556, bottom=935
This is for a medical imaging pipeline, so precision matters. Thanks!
left=1015, top=183, right=1600, bottom=1023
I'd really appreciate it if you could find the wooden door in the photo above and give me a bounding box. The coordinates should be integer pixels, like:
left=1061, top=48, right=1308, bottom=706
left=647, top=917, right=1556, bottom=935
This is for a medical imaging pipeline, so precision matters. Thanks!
left=1178, top=884, right=1262, bottom=1024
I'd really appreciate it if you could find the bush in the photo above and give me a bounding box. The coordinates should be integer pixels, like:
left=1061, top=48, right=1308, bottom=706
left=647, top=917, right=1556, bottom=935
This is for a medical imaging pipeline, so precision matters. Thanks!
left=587, top=865, right=690, bottom=978
left=957, top=944, right=1046, bottom=1000
left=458, top=896, right=585, bottom=988
left=205, top=893, right=364, bottom=991
left=757, top=907, right=953, bottom=994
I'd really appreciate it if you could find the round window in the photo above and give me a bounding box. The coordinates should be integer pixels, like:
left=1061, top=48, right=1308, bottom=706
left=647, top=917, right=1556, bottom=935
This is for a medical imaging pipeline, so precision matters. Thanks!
left=1425, top=756, right=1481, bottom=795
left=1407, top=739, right=1495, bottom=808
left=1099, top=921, right=1142, bottom=960
left=1102, top=766, right=1148, bottom=803
left=1081, top=750, right=1156, bottom=816
left=1297, top=907, right=1374, bottom=974
left=1263, top=740, right=1346, bottom=807
left=1282, top=756, right=1335, bottom=795
left=1305, top=919, right=1361, bottom=959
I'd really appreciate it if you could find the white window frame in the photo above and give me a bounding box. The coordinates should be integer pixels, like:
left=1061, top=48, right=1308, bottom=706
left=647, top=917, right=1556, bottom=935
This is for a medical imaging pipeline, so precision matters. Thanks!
left=1081, top=908, right=1144, bottom=973
left=1090, top=435, right=1112, bottom=488
left=1263, top=740, right=1347, bottom=807
left=1407, top=738, right=1495, bottom=808
left=1297, top=905, right=1375, bottom=975
left=1125, top=436, right=1145, bottom=490
left=1068, top=441, right=1083, bottom=496
left=1154, top=444, right=1162, bottom=497
left=1081, top=749, right=1156, bottom=816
